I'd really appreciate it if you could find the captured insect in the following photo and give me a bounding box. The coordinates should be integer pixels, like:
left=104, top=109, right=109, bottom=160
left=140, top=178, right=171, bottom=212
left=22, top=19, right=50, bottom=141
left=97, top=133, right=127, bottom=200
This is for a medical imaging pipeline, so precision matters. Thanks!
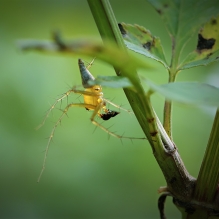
left=37, top=58, right=145, bottom=182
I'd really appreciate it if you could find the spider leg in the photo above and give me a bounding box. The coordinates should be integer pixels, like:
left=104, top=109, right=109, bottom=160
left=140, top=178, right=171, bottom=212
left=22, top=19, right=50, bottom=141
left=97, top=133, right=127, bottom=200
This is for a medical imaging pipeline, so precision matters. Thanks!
left=86, top=57, right=96, bottom=70
left=90, top=102, right=145, bottom=140
left=38, top=87, right=146, bottom=182
left=103, top=98, right=133, bottom=115
left=36, top=87, right=101, bottom=130
left=36, top=89, right=75, bottom=130
left=37, top=102, right=96, bottom=182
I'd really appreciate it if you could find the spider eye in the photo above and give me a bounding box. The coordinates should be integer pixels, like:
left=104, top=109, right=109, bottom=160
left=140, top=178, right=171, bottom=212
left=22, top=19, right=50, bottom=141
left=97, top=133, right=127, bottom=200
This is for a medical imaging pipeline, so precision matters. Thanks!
left=94, top=86, right=101, bottom=91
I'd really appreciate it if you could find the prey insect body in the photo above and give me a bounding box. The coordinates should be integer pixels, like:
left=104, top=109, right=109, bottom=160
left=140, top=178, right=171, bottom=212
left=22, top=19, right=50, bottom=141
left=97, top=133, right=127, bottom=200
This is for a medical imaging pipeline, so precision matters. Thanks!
left=100, top=110, right=120, bottom=120
left=37, top=58, right=145, bottom=182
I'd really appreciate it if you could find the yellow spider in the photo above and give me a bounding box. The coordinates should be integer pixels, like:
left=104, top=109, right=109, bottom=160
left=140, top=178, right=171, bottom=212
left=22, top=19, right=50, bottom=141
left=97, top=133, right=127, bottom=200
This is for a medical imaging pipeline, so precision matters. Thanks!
left=37, top=58, right=144, bottom=182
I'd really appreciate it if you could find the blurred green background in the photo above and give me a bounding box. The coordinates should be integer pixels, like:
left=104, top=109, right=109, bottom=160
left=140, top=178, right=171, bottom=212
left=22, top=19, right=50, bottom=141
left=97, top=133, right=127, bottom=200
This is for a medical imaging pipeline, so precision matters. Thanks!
left=1, top=0, right=218, bottom=218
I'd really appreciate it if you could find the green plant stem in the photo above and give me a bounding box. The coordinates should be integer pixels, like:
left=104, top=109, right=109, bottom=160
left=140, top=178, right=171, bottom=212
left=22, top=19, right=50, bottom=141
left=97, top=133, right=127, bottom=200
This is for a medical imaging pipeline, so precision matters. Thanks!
left=163, top=35, right=182, bottom=139
left=87, top=0, right=156, bottom=145
left=163, top=100, right=172, bottom=138
left=193, top=109, right=219, bottom=204
left=87, top=0, right=194, bottom=200
left=163, top=69, right=177, bottom=139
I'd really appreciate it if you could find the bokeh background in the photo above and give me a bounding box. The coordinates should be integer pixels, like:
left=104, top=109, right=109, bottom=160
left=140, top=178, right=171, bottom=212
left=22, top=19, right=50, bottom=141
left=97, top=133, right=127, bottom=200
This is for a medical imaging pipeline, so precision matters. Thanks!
left=1, top=0, right=218, bottom=218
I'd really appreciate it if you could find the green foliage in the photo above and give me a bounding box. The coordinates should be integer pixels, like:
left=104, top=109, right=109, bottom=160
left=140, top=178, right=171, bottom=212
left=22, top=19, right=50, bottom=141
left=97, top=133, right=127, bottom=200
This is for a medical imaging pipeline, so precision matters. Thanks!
left=88, top=75, right=133, bottom=89
left=118, top=23, right=168, bottom=68
left=180, top=15, right=219, bottom=69
left=148, top=0, right=219, bottom=70
left=144, top=80, right=219, bottom=107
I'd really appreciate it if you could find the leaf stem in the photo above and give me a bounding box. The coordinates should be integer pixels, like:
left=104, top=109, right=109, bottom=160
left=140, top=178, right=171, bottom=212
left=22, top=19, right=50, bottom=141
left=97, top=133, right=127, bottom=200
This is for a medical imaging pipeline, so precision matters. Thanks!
left=163, top=68, right=177, bottom=139
left=163, top=34, right=180, bottom=139
left=163, top=23, right=183, bottom=139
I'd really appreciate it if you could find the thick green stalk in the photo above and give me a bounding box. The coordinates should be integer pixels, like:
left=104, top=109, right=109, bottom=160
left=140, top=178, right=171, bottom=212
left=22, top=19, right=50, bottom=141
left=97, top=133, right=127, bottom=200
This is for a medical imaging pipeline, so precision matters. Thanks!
left=87, top=0, right=194, bottom=200
left=193, top=109, right=219, bottom=203
left=86, top=1, right=125, bottom=49
left=87, top=0, right=157, bottom=146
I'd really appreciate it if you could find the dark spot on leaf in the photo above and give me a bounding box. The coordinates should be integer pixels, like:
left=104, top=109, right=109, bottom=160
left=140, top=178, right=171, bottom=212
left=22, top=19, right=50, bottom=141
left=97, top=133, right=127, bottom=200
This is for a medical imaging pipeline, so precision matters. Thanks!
left=143, top=42, right=152, bottom=50
left=156, top=9, right=162, bottom=14
left=197, top=34, right=215, bottom=51
left=211, top=18, right=217, bottom=25
left=216, top=56, right=219, bottom=60
left=118, top=23, right=126, bottom=36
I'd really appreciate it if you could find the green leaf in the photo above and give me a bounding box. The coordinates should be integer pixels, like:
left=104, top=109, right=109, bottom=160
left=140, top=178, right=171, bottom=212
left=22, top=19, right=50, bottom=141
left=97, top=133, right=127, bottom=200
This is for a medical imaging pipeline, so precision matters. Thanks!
left=179, top=15, right=219, bottom=70
left=118, top=23, right=168, bottom=69
left=143, top=79, right=219, bottom=107
left=148, top=0, right=219, bottom=69
left=88, top=75, right=133, bottom=89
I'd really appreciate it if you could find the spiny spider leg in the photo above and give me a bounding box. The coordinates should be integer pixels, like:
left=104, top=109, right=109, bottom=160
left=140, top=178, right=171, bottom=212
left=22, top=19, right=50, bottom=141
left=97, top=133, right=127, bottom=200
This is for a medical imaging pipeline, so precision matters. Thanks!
left=36, top=86, right=100, bottom=130
left=103, top=98, right=133, bottom=115
left=86, top=57, right=96, bottom=69
left=37, top=99, right=144, bottom=182
left=36, top=89, right=74, bottom=130
left=38, top=58, right=146, bottom=182
left=37, top=102, right=96, bottom=182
